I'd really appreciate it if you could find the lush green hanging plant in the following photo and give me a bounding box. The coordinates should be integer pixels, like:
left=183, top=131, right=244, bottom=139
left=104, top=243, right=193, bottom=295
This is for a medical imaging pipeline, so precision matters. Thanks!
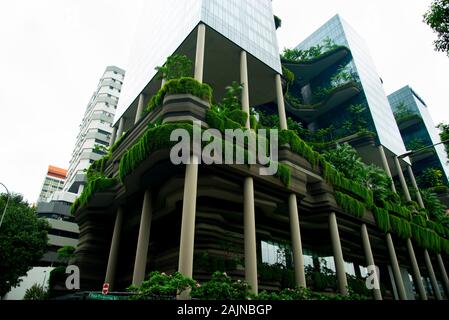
left=389, top=215, right=412, bottom=239
left=373, top=207, right=391, bottom=233
left=334, top=192, right=365, bottom=218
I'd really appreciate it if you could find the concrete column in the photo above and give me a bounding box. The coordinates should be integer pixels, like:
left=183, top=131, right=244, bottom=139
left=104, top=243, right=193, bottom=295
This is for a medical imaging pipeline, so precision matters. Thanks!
left=244, top=177, right=258, bottom=295
left=378, top=145, right=396, bottom=193
left=288, top=194, right=306, bottom=288
left=161, top=78, right=166, bottom=88
left=105, top=207, right=124, bottom=290
left=406, top=238, right=427, bottom=300
left=329, top=212, right=348, bottom=295
left=132, top=190, right=153, bottom=286
left=77, top=184, right=84, bottom=196
left=194, top=23, right=206, bottom=83
left=240, top=51, right=250, bottom=129
left=436, top=254, right=449, bottom=296
left=178, top=155, right=199, bottom=279
left=301, top=84, right=312, bottom=105
left=361, top=224, right=382, bottom=300
left=407, top=165, right=425, bottom=209
left=275, top=74, right=288, bottom=130
left=424, top=250, right=442, bottom=300
left=116, top=118, right=125, bottom=143
left=110, top=127, right=117, bottom=147
left=386, top=233, right=407, bottom=300
left=134, top=93, right=146, bottom=124
left=394, top=157, right=411, bottom=202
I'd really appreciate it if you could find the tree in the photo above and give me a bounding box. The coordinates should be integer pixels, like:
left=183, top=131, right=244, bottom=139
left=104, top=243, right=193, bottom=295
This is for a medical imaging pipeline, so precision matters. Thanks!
left=424, top=0, right=449, bottom=56
left=437, top=122, right=449, bottom=159
left=417, top=168, right=445, bottom=189
left=0, top=193, right=49, bottom=297
left=57, top=246, right=76, bottom=265
left=23, top=284, right=48, bottom=300
left=155, top=54, right=193, bottom=81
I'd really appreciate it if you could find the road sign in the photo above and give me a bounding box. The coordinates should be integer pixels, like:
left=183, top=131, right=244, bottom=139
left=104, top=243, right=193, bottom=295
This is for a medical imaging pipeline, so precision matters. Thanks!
left=102, top=283, right=110, bottom=295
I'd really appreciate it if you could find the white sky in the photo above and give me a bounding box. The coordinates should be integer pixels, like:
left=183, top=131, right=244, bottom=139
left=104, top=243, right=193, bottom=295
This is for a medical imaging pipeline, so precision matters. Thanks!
left=0, top=0, right=447, bottom=203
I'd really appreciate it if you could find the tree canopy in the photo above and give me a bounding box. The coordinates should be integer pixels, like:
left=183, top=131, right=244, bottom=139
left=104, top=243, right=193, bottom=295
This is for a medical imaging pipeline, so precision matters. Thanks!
left=0, top=193, right=49, bottom=297
left=424, top=0, right=449, bottom=56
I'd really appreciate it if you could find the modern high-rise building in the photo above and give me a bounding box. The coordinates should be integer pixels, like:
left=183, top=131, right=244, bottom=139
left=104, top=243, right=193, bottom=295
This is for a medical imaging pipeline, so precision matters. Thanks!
left=64, top=66, right=125, bottom=194
left=37, top=165, right=67, bottom=203
left=289, top=15, right=409, bottom=183
left=71, top=2, right=449, bottom=301
left=388, top=86, right=449, bottom=185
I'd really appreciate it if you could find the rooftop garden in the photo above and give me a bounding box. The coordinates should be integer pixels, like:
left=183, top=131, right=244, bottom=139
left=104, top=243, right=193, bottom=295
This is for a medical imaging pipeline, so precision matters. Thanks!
left=393, top=102, right=422, bottom=125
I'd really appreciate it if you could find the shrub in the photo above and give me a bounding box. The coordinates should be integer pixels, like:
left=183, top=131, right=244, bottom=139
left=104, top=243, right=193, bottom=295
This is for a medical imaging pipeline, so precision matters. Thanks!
left=389, top=215, right=412, bottom=239
left=23, top=284, right=48, bottom=300
left=155, top=54, right=193, bottom=81
left=191, top=272, right=251, bottom=300
left=373, top=207, right=391, bottom=233
left=71, top=177, right=116, bottom=214
left=147, top=77, right=213, bottom=113
left=335, top=192, right=365, bottom=218
left=128, top=271, right=195, bottom=300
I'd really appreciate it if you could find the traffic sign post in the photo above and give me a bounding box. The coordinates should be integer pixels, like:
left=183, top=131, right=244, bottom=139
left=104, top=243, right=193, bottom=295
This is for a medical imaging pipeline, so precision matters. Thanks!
left=102, top=283, right=110, bottom=295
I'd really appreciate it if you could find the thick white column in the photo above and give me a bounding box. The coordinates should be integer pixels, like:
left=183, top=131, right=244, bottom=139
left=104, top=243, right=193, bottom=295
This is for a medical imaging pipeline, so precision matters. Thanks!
left=394, top=157, right=411, bottom=202
left=424, top=250, right=442, bottom=300
left=178, top=155, right=199, bottom=279
left=406, top=238, right=427, bottom=300
left=116, top=118, right=125, bottom=143
left=436, top=254, right=449, bottom=296
left=105, top=207, right=124, bottom=290
left=275, top=74, right=288, bottom=130
left=329, top=212, right=348, bottom=296
left=77, top=184, right=84, bottom=196
left=132, top=190, right=153, bottom=286
left=240, top=51, right=250, bottom=129
left=361, top=224, right=382, bottom=300
left=110, top=127, right=117, bottom=147
left=407, top=165, right=425, bottom=209
left=289, top=194, right=306, bottom=287
left=386, top=233, right=407, bottom=300
left=194, top=24, right=206, bottom=83
left=134, top=93, right=146, bottom=124
left=378, top=146, right=396, bottom=193
left=244, top=177, right=258, bottom=295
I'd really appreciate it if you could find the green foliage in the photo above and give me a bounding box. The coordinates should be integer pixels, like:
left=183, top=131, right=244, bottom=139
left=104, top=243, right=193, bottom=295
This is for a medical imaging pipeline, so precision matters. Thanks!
left=109, top=133, right=126, bottom=154
left=86, top=154, right=110, bottom=182
left=412, top=214, right=427, bottom=227
left=411, top=223, right=441, bottom=252
left=417, top=168, right=445, bottom=189
left=57, top=246, right=76, bottom=264
left=281, top=37, right=339, bottom=62
left=334, top=192, right=365, bottom=218
left=192, top=272, right=251, bottom=300
left=437, top=122, right=449, bottom=158
left=274, top=15, right=282, bottom=29
left=47, top=266, right=66, bottom=298
left=373, top=207, right=391, bottom=233
left=23, top=284, right=48, bottom=300
left=71, top=177, right=116, bottom=214
left=147, top=77, right=213, bottom=113
left=389, top=215, right=412, bottom=239
left=119, top=123, right=193, bottom=183
left=276, top=163, right=292, bottom=188
left=0, top=194, right=50, bottom=297
left=423, top=0, right=449, bottom=56
left=155, top=54, right=193, bottom=80
left=420, top=189, right=447, bottom=220
left=128, top=271, right=196, bottom=300
left=384, top=201, right=412, bottom=221
left=279, top=129, right=321, bottom=168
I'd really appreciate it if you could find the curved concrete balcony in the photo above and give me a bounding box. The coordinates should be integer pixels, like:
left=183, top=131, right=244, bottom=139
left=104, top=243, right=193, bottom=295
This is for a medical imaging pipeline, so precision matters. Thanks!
left=285, top=82, right=361, bottom=122
left=282, top=46, right=351, bottom=87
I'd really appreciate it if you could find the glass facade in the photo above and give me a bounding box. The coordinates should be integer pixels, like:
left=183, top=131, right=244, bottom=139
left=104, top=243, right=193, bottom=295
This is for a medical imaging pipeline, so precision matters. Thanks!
left=388, top=86, right=449, bottom=180
left=296, top=15, right=407, bottom=157
left=116, top=0, right=280, bottom=124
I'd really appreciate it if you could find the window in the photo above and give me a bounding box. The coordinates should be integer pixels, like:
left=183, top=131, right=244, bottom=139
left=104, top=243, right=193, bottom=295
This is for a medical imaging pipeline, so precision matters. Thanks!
left=261, top=241, right=291, bottom=267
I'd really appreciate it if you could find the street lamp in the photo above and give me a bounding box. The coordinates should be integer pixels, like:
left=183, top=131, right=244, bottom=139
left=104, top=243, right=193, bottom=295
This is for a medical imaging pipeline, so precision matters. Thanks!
left=398, top=139, right=449, bottom=159
left=0, top=182, right=11, bottom=229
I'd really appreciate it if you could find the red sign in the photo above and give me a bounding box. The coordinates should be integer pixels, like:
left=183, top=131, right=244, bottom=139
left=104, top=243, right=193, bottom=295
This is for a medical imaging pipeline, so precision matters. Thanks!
left=102, top=283, right=110, bottom=295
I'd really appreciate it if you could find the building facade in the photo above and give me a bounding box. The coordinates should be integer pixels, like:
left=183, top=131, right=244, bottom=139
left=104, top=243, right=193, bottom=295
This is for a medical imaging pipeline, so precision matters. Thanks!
left=388, top=86, right=449, bottom=185
left=64, top=66, right=125, bottom=194
left=71, top=3, right=449, bottom=301
left=37, top=165, right=67, bottom=203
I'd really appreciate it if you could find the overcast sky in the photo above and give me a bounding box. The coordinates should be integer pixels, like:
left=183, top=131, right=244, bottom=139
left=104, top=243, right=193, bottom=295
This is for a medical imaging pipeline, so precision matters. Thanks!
left=0, top=0, right=447, bottom=203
